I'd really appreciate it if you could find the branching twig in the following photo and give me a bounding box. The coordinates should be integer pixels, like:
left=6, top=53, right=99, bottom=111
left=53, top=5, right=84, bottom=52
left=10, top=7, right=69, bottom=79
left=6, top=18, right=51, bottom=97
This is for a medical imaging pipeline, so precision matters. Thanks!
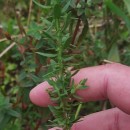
left=0, top=42, right=16, bottom=58
left=34, top=119, right=42, bottom=130
left=71, top=18, right=81, bottom=45
left=0, top=38, right=8, bottom=43
left=13, top=7, right=26, bottom=35
left=103, top=59, right=113, bottom=64
left=76, top=0, right=80, bottom=5
left=101, top=101, right=107, bottom=110
left=0, top=35, right=19, bottom=43
left=27, top=0, right=33, bottom=26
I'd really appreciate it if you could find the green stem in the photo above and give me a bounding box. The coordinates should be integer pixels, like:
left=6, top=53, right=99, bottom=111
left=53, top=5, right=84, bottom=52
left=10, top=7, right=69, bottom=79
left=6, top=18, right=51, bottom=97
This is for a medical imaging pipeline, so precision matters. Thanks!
left=75, top=103, right=82, bottom=120
left=56, top=19, right=63, bottom=76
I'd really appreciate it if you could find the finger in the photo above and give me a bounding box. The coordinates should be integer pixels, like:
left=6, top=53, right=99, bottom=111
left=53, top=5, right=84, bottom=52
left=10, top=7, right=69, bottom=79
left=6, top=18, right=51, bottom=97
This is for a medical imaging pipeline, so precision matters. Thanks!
left=71, top=108, right=130, bottom=130
left=73, top=63, right=130, bottom=114
left=29, top=64, right=108, bottom=106
left=29, top=81, right=54, bottom=106
left=29, top=63, right=130, bottom=114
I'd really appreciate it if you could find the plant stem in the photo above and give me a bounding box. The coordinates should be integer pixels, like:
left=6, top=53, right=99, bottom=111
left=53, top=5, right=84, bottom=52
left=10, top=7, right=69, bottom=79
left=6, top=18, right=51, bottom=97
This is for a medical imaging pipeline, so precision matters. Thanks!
left=71, top=18, right=81, bottom=45
left=56, top=19, right=63, bottom=76
left=75, top=103, right=82, bottom=120
left=0, top=42, right=16, bottom=58
left=27, top=0, right=33, bottom=26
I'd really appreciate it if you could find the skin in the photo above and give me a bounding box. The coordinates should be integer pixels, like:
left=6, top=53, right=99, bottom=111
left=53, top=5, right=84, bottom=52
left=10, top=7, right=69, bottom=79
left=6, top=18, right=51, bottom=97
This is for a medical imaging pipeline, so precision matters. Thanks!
left=29, top=63, right=130, bottom=130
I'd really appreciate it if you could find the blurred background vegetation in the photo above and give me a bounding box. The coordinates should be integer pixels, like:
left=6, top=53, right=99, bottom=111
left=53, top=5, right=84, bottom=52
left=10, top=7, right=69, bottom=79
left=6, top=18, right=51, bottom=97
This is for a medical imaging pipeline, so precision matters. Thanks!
left=0, top=0, right=130, bottom=130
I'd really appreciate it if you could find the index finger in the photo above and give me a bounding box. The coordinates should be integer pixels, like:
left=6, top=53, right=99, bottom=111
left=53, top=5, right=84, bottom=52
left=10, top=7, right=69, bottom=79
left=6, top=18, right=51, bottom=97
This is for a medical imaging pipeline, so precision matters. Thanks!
left=29, top=63, right=130, bottom=114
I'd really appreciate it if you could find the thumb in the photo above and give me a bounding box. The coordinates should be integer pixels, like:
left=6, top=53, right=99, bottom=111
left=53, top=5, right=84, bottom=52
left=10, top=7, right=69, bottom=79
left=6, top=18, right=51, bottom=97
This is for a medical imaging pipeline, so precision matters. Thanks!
left=71, top=108, right=130, bottom=130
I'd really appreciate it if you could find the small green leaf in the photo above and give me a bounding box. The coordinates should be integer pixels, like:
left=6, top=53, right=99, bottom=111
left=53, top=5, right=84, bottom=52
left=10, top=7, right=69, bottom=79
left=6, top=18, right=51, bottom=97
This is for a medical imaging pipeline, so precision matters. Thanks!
left=48, top=106, right=56, bottom=114
left=41, top=17, right=52, bottom=26
left=7, top=109, right=21, bottom=118
left=42, top=69, right=59, bottom=79
left=123, top=0, right=130, bottom=15
left=54, top=106, right=62, bottom=110
left=18, top=71, right=26, bottom=81
left=42, top=31, right=56, bottom=41
left=53, top=4, right=62, bottom=19
left=79, top=79, right=87, bottom=86
left=71, top=88, right=75, bottom=94
left=27, top=22, right=42, bottom=40
left=108, top=43, right=120, bottom=62
left=73, top=94, right=82, bottom=100
left=76, top=16, right=88, bottom=46
left=33, top=0, right=51, bottom=9
left=29, top=74, right=41, bottom=83
left=62, top=0, right=72, bottom=13
left=106, top=0, right=130, bottom=32
left=70, top=0, right=76, bottom=8
left=79, top=85, right=87, bottom=89
left=36, top=52, right=57, bottom=57
left=51, top=97, right=60, bottom=101
left=62, top=12, right=71, bottom=32
left=63, top=56, right=74, bottom=62
left=35, top=40, right=45, bottom=49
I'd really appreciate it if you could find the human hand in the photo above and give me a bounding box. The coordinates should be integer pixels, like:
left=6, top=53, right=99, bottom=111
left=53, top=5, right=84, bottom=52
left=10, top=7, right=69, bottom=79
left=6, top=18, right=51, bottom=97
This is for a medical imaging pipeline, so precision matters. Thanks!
left=29, top=63, right=130, bottom=130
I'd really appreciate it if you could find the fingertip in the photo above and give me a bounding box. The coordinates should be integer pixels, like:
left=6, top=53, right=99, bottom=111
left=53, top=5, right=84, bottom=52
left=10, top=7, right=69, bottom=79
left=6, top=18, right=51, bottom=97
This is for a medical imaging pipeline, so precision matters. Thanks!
left=71, top=123, right=76, bottom=130
left=29, top=81, right=53, bottom=107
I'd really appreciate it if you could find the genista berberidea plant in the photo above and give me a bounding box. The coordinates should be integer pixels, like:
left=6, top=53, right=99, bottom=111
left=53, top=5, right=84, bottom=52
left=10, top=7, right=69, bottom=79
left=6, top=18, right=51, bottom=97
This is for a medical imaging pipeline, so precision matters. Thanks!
left=2, top=0, right=130, bottom=129
left=34, top=0, right=88, bottom=129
